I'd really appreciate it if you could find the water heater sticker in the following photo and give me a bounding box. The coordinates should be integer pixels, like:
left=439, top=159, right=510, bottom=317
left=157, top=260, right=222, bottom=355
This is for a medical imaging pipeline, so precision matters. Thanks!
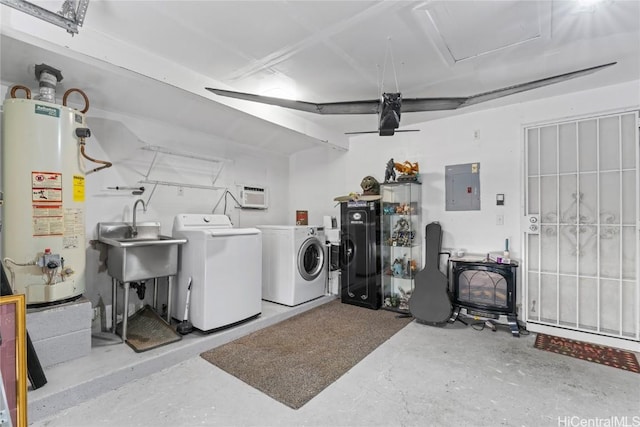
left=64, top=208, right=84, bottom=237
left=34, top=104, right=60, bottom=118
left=32, top=188, right=62, bottom=202
left=33, top=204, right=63, bottom=217
left=32, top=172, right=62, bottom=188
left=32, top=172, right=62, bottom=202
left=32, top=215, right=64, bottom=237
left=63, top=235, right=80, bottom=249
left=73, top=175, right=85, bottom=202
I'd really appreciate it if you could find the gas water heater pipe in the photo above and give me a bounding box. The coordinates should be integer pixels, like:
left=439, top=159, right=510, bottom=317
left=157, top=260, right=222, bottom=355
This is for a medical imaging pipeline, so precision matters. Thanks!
left=61, top=88, right=111, bottom=173
left=9, top=85, right=31, bottom=99
left=75, top=127, right=112, bottom=174
left=35, top=64, right=63, bottom=103
left=2, top=257, right=37, bottom=294
left=62, top=88, right=90, bottom=113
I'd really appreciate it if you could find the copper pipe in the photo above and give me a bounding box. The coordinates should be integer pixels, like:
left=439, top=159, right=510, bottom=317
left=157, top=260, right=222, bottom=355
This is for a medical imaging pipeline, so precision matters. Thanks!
left=63, top=88, right=90, bottom=113
left=79, top=143, right=112, bottom=173
left=10, top=85, right=31, bottom=99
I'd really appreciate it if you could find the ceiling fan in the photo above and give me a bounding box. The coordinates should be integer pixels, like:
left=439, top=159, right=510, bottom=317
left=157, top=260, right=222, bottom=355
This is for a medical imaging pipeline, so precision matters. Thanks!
left=206, top=62, right=616, bottom=136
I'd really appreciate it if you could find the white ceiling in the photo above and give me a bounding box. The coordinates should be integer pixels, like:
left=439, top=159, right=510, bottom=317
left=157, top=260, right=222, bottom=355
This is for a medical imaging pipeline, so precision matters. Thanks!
left=1, top=0, right=639, bottom=154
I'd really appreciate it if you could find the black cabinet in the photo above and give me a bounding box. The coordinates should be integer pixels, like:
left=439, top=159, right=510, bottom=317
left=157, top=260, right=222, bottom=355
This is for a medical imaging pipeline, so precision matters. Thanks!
left=340, top=200, right=381, bottom=309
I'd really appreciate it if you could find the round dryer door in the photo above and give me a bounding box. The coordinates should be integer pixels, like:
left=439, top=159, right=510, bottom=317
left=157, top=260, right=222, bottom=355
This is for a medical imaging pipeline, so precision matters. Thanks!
left=298, top=237, right=325, bottom=281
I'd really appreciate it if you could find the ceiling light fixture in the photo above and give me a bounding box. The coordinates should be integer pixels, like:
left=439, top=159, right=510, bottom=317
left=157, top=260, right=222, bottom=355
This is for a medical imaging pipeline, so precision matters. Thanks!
left=0, top=0, right=89, bottom=34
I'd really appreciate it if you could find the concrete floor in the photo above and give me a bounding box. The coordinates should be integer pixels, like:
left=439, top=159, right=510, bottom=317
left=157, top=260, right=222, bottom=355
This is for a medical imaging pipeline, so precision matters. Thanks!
left=30, top=296, right=639, bottom=427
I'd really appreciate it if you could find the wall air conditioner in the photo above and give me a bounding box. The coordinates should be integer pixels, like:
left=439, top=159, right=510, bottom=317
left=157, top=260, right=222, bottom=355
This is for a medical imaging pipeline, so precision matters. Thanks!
left=237, top=185, right=268, bottom=209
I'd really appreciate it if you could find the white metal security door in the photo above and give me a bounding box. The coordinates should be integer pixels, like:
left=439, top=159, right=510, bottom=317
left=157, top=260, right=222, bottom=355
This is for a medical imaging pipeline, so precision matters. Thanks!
left=523, top=111, right=639, bottom=351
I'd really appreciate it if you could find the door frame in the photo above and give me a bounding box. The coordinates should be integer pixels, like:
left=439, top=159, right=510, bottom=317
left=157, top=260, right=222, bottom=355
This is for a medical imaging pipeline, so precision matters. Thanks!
left=520, top=108, right=640, bottom=353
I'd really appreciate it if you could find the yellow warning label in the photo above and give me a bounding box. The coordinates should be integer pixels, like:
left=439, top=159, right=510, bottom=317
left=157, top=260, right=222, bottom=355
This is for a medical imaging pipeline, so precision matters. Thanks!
left=73, top=175, right=85, bottom=202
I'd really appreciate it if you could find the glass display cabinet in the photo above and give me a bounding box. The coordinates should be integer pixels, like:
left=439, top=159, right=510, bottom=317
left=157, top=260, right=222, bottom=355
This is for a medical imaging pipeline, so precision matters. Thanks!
left=380, top=182, right=422, bottom=313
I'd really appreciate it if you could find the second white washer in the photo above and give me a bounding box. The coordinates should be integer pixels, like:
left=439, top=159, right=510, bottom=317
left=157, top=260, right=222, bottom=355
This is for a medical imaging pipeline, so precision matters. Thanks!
left=256, top=225, right=326, bottom=306
left=173, top=214, right=262, bottom=331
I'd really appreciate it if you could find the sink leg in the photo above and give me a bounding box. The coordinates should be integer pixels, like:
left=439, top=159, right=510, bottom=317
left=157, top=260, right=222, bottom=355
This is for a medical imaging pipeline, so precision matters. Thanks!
left=167, top=276, right=173, bottom=324
left=122, top=281, right=130, bottom=342
left=111, top=277, right=118, bottom=335
left=153, top=278, right=158, bottom=312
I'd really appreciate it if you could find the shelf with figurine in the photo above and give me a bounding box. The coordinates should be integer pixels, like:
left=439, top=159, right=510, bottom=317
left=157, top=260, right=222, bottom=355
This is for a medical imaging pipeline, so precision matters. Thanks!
left=380, top=159, right=422, bottom=314
left=383, top=253, right=419, bottom=279
left=382, top=212, right=419, bottom=248
left=381, top=249, right=419, bottom=310
left=382, top=201, right=419, bottom=216
left=383, top=277, right=414, bottom=312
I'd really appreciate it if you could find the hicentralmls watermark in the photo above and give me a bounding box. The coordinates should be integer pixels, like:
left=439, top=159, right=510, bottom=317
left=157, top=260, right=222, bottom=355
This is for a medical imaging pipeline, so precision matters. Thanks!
left=558, top=416, right=640, bottom=427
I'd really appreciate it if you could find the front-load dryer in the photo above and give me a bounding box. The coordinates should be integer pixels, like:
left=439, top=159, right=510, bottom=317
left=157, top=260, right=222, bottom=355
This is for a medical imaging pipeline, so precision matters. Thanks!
left=173, top=214, right=262, bottom=331
left=256, top=225, right=326, bottom=306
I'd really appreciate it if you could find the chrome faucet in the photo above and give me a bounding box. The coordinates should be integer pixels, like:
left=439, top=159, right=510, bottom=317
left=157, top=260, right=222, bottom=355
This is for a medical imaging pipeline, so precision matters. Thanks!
left=131, top=199, right=147, bottom=237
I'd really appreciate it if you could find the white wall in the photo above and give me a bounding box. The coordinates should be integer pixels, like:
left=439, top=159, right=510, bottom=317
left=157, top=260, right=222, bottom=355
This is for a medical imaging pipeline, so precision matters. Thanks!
left=290, top=80, right=640, bottom=262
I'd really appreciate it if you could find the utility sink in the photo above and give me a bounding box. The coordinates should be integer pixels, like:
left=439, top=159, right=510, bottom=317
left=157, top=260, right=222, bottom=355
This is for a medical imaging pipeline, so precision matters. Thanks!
left=97, top=222, right=186, bottom=283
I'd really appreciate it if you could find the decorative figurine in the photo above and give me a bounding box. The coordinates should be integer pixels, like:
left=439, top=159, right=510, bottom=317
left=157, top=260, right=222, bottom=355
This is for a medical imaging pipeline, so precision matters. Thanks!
left=394, top=217, right=410, bottom=232
left=409, top=259, right=417, bottom=275
left=333, top=175, right=382, bottom=202
left=392, top=258, right=404, bottom=277
left=395, top=203, right=412, bottom=214
left=394, top=160, right=420, bottom=182
left=384, top=158, right=396, bottom=183
left=398, top=286, right=412, bottom=311
left=384, top=295, right=400, bottom=308
left=360, top=175, right=380, bottom=195
left=391, top=217, right=415, bottom=246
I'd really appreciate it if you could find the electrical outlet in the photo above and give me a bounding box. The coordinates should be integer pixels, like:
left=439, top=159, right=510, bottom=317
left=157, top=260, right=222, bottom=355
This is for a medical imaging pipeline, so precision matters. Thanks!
left=178, top=186, right=184, bottom=196
left=496, top=215, right=504, bottom=225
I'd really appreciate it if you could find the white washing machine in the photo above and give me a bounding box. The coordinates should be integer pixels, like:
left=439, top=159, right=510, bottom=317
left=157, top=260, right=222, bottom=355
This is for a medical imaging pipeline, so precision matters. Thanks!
left=256, top=225, right=327, bottom=306
left=173, top=214, right=262, bottom=331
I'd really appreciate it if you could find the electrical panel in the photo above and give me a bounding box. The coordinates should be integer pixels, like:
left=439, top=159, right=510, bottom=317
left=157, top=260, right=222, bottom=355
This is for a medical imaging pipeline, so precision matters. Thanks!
left=445, top=163, right=481, bottom=211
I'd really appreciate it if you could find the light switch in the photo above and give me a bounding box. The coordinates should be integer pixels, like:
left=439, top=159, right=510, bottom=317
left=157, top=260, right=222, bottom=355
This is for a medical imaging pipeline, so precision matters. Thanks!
left=496, top=193, right=504, bottom=206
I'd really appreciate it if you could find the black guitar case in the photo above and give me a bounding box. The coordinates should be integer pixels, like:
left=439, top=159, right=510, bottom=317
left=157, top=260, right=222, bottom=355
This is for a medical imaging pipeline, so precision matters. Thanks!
left=409, top=222, right=453, bottom=326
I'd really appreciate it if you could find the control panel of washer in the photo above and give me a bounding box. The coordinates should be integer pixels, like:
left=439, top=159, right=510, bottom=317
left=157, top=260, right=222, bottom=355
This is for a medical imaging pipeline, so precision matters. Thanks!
left=306, top=226, right=324, bottom=237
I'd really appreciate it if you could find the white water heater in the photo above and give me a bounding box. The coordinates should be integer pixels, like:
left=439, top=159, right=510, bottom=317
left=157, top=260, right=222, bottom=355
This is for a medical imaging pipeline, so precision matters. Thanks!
left=1, top=97, right=87, bottom=304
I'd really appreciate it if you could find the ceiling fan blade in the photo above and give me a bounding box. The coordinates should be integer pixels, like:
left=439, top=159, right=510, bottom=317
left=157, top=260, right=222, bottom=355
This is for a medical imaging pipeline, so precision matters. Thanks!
left=399, top=62, right=616, bottom=113
left=461, top=62, right=617, bottom=108
left=344, top=129, right=420, bottom=136
left=206, top=88, right=380, bottom=114
left=400, top=97, right=468, bottom=112
left=344, top=130, right=380, bottom=135
left=316, top=100, right=381, bottom=114
left=313, top=100, right=380, bottom=114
